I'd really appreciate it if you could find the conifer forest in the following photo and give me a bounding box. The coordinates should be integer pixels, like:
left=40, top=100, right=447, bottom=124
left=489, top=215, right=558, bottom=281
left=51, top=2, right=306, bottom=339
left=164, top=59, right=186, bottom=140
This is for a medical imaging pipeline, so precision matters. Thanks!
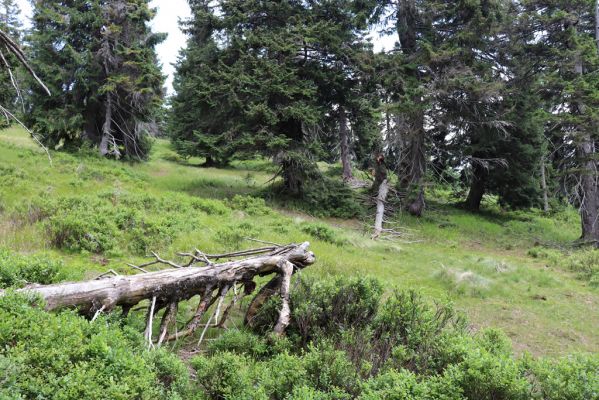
left=0, top=0, right=598, bottom=399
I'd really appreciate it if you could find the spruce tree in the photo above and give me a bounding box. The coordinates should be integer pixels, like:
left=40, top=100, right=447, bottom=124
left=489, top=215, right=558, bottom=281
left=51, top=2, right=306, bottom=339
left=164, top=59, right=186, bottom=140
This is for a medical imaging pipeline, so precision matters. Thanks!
left=26, top=0, right=164, bottom=159
left=170, top=0, right=377, bottom=195
left=523, top=0, right=599, bottom=243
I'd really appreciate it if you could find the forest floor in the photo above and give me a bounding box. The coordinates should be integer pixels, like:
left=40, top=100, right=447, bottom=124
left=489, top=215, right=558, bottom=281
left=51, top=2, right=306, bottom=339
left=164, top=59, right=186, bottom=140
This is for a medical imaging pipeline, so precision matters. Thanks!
left=0, top=126, right=597, bottom=357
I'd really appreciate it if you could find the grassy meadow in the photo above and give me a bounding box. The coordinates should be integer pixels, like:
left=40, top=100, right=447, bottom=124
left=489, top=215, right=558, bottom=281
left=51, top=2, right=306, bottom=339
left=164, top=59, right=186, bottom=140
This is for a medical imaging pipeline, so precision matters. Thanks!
left=0, top=126, right=597, bottom=357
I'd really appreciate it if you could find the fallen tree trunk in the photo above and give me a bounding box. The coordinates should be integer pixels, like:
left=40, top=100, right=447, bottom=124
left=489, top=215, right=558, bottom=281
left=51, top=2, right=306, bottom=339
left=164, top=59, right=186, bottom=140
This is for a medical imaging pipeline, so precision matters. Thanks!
left=2, top=242, right=315, bottom=344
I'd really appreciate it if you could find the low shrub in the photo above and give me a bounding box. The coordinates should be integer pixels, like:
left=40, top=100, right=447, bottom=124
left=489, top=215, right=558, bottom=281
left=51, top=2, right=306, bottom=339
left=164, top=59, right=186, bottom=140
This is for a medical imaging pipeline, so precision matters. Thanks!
left=0, top=293, right=191, bottom=400
left=267, top=177, right=363, bottom=219
left=300, top=222, right=346, bottom=246
left=0, top=248, right=65, bottom=288
left=302, top=178, right=363, bottom=219
left=529, top=354, right=599, bottom=400
left=215, top=221, right=261, bottom=248
left=191, top=351, right=265, bottom=399
left=561, top=249, right=599, bottom=287
left=18, top=191, right=229, bottom=255
left=229, top=195, right=271, bottom=216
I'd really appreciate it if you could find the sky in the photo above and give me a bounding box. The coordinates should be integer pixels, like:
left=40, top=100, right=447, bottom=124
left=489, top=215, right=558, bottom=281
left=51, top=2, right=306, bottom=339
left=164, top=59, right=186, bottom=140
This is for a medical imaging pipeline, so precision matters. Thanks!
left=16, top=0, right=395, bottom=95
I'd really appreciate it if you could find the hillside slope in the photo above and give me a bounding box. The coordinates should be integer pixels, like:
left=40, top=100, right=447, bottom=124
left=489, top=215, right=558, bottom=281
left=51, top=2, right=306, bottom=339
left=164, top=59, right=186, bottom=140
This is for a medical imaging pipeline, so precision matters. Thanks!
left=0, top=126, right=597, bottom=356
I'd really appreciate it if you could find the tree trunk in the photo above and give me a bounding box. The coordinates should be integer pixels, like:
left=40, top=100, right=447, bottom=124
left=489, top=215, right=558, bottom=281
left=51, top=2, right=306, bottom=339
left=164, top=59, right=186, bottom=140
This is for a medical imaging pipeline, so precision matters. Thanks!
left=573, top=25, right=599, bottom=245
left=99, top=91, right=113, bottom=156
left=372, top=154, right=388, bottom=193
left=396, top=0, right=426, bottom=216
left=2, top=243, right=316, bottom=341
left=372, top=179, right=389, bottom=239
left=577, top=137, right=599, bottom=244
left=540, top=156, right=550, bottom=213
left=465, top=165, right=486, bottom=211
left=339, top=107, right=353, bottom=181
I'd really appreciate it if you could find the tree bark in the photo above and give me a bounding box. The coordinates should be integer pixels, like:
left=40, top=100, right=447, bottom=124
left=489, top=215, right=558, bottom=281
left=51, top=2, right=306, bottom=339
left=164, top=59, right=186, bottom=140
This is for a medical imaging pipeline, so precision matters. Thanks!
left=573, top=23, right=599, bottom=245
left=372, top=154, right=388, bottom=193
left=465, top=165, right=486, bottom=211
left=577, top=137, right=599, bottom=244
left=396, top=0, right=426, bottom=216
left=99, top=91, right=114, bottom=156
left=540, top=156, right=550, bottom=213
left=0, top=242, right=315, bottom=320
left=339, top=107, right=353, bottom=181
left=372, top=179, right=389, bottom=239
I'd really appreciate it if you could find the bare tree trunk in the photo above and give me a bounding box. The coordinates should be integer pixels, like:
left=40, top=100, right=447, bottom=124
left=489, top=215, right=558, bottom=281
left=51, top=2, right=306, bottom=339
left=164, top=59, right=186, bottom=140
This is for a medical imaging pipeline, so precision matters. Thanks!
left=540, top=156, right=550, bottom=213
left=578, top=138, right=599, bottom=244
left=339, top=107, right=353, bottom=181
left=372, top=179, right=389, bottom=239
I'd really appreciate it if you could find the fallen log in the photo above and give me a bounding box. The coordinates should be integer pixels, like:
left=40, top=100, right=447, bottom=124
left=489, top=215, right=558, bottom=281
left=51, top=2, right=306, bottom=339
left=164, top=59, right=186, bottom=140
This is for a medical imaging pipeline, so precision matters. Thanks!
left=2, top=242, right=315, bottom=344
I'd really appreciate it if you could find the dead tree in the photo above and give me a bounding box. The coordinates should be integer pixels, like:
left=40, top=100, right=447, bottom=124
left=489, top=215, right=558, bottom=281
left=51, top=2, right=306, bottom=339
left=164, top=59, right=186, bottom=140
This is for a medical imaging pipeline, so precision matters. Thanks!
left=1, top=242, right=315, bottom=345
left=339, top=106, right=353, bottom=181
left=372, top=179, right=389, bottom=239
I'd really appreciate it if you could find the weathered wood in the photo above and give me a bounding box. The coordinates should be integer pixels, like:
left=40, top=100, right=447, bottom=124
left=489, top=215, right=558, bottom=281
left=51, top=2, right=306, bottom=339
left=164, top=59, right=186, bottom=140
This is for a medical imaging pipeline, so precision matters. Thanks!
left=372, top=179, right=389, bottom=239
left=339, top=106, right=353, bottom=181
left=5, top=242, right=314, bottom=312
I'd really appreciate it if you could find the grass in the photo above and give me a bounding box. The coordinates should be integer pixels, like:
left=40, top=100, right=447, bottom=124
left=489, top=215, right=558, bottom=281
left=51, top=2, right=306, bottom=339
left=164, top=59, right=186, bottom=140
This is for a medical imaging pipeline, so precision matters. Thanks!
left=0, top=126, right=597, bottom=357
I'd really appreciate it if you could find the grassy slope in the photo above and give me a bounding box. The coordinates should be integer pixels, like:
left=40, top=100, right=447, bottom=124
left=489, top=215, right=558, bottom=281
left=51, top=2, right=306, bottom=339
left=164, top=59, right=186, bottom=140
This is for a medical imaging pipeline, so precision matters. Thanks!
left=0, top=126, right=597, bottom=357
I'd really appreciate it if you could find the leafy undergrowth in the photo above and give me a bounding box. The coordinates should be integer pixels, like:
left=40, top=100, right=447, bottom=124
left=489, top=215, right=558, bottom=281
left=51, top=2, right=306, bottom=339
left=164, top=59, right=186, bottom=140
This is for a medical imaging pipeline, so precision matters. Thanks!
left=0, top=126, right=597, bottom=364
left=1, top=277, right=597, bottom=399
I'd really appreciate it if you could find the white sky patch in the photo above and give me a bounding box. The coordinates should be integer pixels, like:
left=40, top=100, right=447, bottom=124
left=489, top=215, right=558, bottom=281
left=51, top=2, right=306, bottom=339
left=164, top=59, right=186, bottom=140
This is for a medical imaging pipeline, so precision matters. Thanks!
left=16, top=0, right=394, bottom=95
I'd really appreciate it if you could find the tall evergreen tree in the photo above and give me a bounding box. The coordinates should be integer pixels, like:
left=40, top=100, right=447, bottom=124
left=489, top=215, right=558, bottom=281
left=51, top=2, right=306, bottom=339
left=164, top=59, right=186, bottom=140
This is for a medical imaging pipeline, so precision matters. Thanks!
left=523, top=0, right=599, bottom=243
left=368, top=0, right=429, bottom=215
left=371, top=0, right=547, bottom=212
left=170, top=0, right=377, bottom=195
left=26, top=0, right=165, bottom=159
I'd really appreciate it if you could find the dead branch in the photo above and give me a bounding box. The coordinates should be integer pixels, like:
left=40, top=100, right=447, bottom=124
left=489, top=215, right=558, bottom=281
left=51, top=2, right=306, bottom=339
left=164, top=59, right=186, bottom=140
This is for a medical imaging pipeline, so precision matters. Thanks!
left=0, top=29, right=50, bottom=95
left=4, top=242, right=315, bottom=344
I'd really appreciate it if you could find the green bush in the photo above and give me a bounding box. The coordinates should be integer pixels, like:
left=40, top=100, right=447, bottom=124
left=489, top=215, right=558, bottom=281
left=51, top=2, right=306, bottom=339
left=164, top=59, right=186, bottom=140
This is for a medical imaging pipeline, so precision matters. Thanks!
left=530, top=354, right=599, bottom=400
left=303, top=343, right=359, bottom=396
left=47, top=205, right=120, bottom=253
left=0, top=293, right=191, bottom=400
left=267, top=177, right=363, bottom=219
left=442, top=346, right=529, bottom=400
left=19, top=192, right=227, bottom=255
left=184, top=276, right=598, bottom=400
left=302, top=178, right=363, bottom=219
left=191, top=351, right=266, bottom=400
left=206, top=329, right=270, bottom=359
left=230, top=195, right=271, bottom=216
left=300, top=222, right=346, bottom=246
left=0, top=248, right=65, bottom=288
left=248, top=277, right=465, bottom=376
left=215, top=221, right=261, bottom=248
left=358, top=369, right=427, bottom=400
left=561, top=249, right=599, bottom=287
